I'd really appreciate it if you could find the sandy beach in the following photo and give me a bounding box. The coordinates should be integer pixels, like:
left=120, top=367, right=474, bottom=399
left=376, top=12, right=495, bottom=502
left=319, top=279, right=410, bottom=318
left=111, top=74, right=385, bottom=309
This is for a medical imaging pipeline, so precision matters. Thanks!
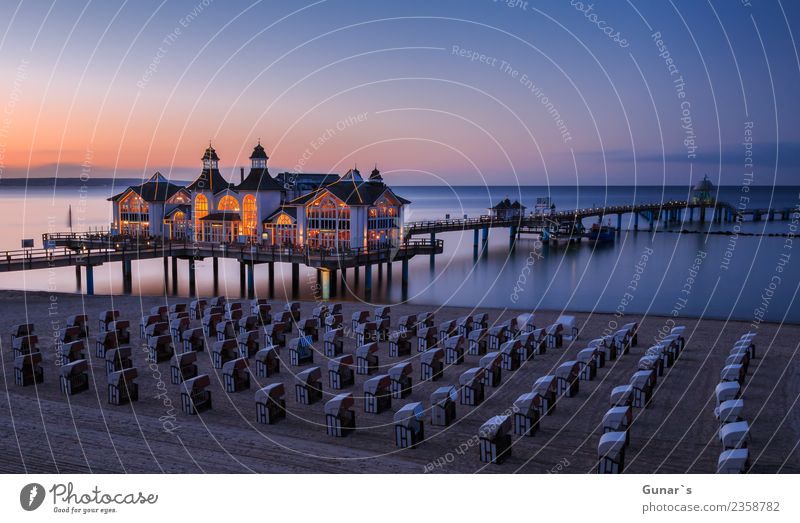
left=0, top=290, right=797, bottom=474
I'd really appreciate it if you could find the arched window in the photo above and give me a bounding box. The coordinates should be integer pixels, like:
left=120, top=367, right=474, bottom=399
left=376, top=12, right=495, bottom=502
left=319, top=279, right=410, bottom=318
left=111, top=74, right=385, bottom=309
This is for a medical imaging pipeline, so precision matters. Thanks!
left=242, top=195, right=257, bottom=237
left=194, top=194, right=208, bottom=237
left=217, top=195, right=240, bottom=212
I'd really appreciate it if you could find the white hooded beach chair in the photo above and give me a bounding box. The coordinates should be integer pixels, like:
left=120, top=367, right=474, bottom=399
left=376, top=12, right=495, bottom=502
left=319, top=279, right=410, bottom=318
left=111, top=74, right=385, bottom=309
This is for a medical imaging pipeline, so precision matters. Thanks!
left=717, top=448, right=749, bottom=474
left=146, top=321, right=170, bottom=344
left=140, top=314, right=160, bottom=338
left=182, top=327, right=206, bottom=353
left=420, top=347, right=445, bottom=382
left=288, top=336, right=314, bottom=366
left=479, top=415, right=512, bottom=464
left=59, top=359, right=89, bottom=395
left=431, top=386, right=457, bottom=426
left=598, top=431, right=626, bottom=473
left=719, top=420, right=749, bottom=450
left=221, top=357, right=250, bottom=392
left=108, top=367, right=138, bottom=406
left=238, top=315, right=259, bottom=335
left=225, top=301, right=244, bottom=321
left=438, top=320, right=458, bottom=343
left=105, top=346, right=132, bottom=375
left=417, top=326, right=437, bottom=353
left=209, top=296, right=226, bottom=308
left=265, top=322, right=288, bottom=349
left=395, top=402, right=425, bottom=448
left=545, top=323, right=563, bottom=348
left=480, top=352, right=502, bottom=387
left=468, top=328, right=488, bottom=356
left=211, top=338, right=237, bottom=369
left=500, top=317, right=518, bottom=337
left=458, top=367, right=486, bottom=406
left=389, top=331, right=411, bottom=357
left=253, top=303, right=272, bottom=326
left=488, top=324, right=508, bottom=351
left=299, top=317, right=320, bottom=342
left=285, top=301, right=301, bottom=322
left=419, top=311, right=435, bottom=328
left=398, top=314, right=418, bottom=336
left=14, top=352, right=43, bottom=386
left=669, top=325, right=685, bottom=351
left=444, top=335, right=466, bottom=365
left=630, top=370, right=655, bottom=408
left=555, top=361, right=580, bottom=397
left=325, top=392, right=356, bottom=437
left=714, top=382, right=741, bottom=413
left=57, top=339, right=86, bottom=365
left=150, top=305, right=168, bottom=322
left=456, top=315, right=473, bottom=336
left=363, top=374, right=392, bottom=414
left=375, top=306, right=391, bottom=322
left=351, top=309, right=370, bottom=331
left=515, top=332, right=537, bottom=361
left=389, top=362, right=413, bottom=399
left=181, top=374, right=212, bottom=414
left=216, top=320, right=237, bottom=341
left=533, top=375, right=558, bottom=414
left=237, top=330, right=260, bottom=359
left=190, top=299, right=207, bottom=319
left=726, top=349, right=750, bottom=373
left=733, top=337, right=756, bottom=359
left=324, top=313, right=343, bottom=333
left=96, top=320, right=131, bottom=358
left=516, top=313, right=536, bottom=334
left=499, top=339, right=522, bottom=371
left=328, top=354, right=355, bottom=390
left=576, top=347, right=599, bottom=380
left=170, top=316, right=191, bottom=340
left=254, top=346, right=280, bottom=378
left=323, top=328, right=344, bottom=357
left=201, top=312, right=222, bottom=338
left=98, top=310, right=119, bottom=333
left=556, top=314, right=578, bottom=340
left=356, top=321, right=377, bottom=346
left=513, top=392, right=542, bottom=437
left=10, top=323, right=34, bottom=346
left=147, top=334, right=174, bottom=364
left=255, top=383, right=286, bottom=424
left=356, top=342, right=379, bottom=375
left=295, top=366, right=323, bottom=405
left=312, top=304, right=328, bottom=322
left=473, top=312, right=488, bottom=331
left=716, top=399, right=745, bottom=425
left=376, top=317, right=391, bottom=342
left=170, top=350, right=198, bottom=384
left=67, top=314, right=89, bottom=338
left=603, top=405, right=632, bottom=445
left=720, top=363, right=745, bottom=385
left=592, top=336, right=616, bottom=363
left=622, top=321, right=639, bottom=347
left=610, top=384, right=634, bottom=407
left=12, top=334, right=38, bottom=359
left=638, top=354, right=663, bottom=380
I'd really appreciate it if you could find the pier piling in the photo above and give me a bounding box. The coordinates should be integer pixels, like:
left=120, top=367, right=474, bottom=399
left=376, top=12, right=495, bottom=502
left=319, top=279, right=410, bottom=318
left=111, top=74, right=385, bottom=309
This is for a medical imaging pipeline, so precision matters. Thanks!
left=291, top=263, right=299, bottom=297
left=85, top=264, right=94, bottom=295
left=268, top=262, right=274, bottom=298
left=321, top=269, right=331, bottom=300
left=188, top=259, right=196, bottom=297
left=247, top=261, right=255, bottom=299
left=171, top=257, right=178, bottom=294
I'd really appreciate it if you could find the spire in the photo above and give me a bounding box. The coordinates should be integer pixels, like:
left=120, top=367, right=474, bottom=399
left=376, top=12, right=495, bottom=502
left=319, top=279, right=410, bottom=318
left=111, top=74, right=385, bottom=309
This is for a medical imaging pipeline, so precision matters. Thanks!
left=369, top=163, right=383, bottom=182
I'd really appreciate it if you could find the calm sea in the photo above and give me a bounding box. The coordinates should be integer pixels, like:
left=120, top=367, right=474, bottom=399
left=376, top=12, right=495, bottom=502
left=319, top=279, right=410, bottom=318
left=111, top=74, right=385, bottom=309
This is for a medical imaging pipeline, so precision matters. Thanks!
left=1, top=184, right=798, bottom=323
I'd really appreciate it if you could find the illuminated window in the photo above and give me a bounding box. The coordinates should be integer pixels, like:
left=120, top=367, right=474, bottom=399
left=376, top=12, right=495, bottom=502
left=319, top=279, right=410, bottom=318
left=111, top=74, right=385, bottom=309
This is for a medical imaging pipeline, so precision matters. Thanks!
left=242, top=194, right=257, bottom=236
left=194, top=194, right=208, bottom=238
left=217, top=195, right=240, bottom=212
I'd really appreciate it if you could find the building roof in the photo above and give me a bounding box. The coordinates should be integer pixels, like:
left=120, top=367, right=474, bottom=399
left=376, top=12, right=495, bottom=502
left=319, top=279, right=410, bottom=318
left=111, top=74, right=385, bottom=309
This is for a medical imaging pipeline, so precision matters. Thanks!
left=694, top=175, right=714, bottom=192
left=187, top=168, right=234, bottom=194
left=491, top=198, right=526, bottom=210
left=202, top=145, right=219, bottom=161
left=289, top=179, right=411, bottom=206
left=164, top=204, right=191, bottom=219
left=200, top=211, right=241, bottom=221
left=263, top=206, right=297, bottom=223
left=274, top=172, right=340, bottom=188
left=249, top=141, right=268, bottom=160
left=108, top=172, right=186, bottom=202
left=236, top=167, right=283, bottom=192
left=369, top=165, right=383, bottom=182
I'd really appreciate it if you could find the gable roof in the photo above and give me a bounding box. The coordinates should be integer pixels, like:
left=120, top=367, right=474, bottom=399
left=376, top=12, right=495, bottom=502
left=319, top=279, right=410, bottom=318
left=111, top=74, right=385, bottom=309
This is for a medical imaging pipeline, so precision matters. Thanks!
left=236, top=167, right=283, bottom=191
left=108, top=172, right=185, bottom=202
left=263, top=206, right=297, bottom=223
left=288, top=179, right=411, bottom=207
left=187, top=168, right=234, bottom=194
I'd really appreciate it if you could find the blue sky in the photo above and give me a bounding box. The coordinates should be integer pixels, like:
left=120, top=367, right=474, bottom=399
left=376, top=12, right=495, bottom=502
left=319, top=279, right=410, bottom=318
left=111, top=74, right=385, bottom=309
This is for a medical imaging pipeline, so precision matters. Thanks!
left=0, top=0, right=798, bottom=186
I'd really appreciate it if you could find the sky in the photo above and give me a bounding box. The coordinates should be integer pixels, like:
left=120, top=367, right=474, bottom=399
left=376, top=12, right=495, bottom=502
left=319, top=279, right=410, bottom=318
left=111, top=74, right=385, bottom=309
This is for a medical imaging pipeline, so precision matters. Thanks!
left=0, top=0, right=798, bottom=186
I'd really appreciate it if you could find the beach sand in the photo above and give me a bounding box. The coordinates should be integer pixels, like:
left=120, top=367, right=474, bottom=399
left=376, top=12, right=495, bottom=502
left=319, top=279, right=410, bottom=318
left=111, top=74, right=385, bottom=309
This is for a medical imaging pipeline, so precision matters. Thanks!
left=0, top=290, right=797, bottom=474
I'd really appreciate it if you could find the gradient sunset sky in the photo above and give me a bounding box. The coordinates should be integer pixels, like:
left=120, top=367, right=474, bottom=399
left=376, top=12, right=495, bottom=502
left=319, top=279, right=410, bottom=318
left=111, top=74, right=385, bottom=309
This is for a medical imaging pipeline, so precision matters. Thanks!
left=0, top=0, right=798, bottom=186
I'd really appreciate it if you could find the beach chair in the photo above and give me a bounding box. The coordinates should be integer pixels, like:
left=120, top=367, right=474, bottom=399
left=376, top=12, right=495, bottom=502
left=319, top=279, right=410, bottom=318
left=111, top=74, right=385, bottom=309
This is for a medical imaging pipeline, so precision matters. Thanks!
left=355, top=321, right=377, bottom=346
left=181, top=374, right=212, bottom=414
left=444, top=335, right=466, bottom=365
left=325, top=393, right=355, bottom=437
left=556, top=315, right=578, bottom=340
left=148, top=334, right=174, bottom=363
left=254, top=303, right=272, bottom=326
left=250, top=298, right=268, bottom=314
left=285, top=301, right=301, bottom=322
left=351, top=309, right=370, bottom=331
left=328, top=355, right=355, bottom=390
left=417, top=326, right=437, bottom=353
left=237, top=315, right=259, bottom=336
left=603, top=406, right=632, bottom=445
left=225, top=301, right=244, bottom=321
left=420, top=347, right=444, bottom=382
left=255, top=383, right=286, bottom=424
left=468, top=328, right=488, bottom=356
left=170, top=350, right=198, bottom=384
left=500, top=317, right=518, bottom=337
left=14, top=352, right=43, bottom=386
left=576, top=347, right=599, bottom=380
left=57, top=339, right=86, bottom=364
left=59, top=359, right=89, bottom=395
left=726, top=349, right=750, bottom=374
left=630, top=370, right=655, bottom=408
left=555, top=361, right=580, bottom=397
left=720, top=364, right=745, bottom=386
left=590, top=337, right=615, bottom=363
left=376, top=317, right=391, bottom=342
left=182, top=327, right=206, bottom=353
left=67, top=314, right=89, bottom=339
left=299, top=318, right=319, bottom=342
left=356, top=342, right=379, bottom=375
left=513, top=392, right=543, bottom=436
left=169, top=303, right=188, bottom=316
left=398, top=314, right=417, bottom=336
left=211, top=339, right=238, bottom=369
left=598, top=431, right=626, bottom=473
left=516, top=313, right=536, bottom=334
left=458, top=367, right=485, bottom=406
left=389, top=362, right=413, bottom=399
left=716, top=399, right=745, bottom=425
left=237, top=330, right=260, bottom=359
left=488, top=324, right=508, bottom=351
left=638, top=355, right=663, bottom=380
left=98, top=310, right=120, bottom=333
left=323, top=328, right=343, bottom=357
left=12, top=334, right=38, bottom=359
left=216, top=320, right=237, bottom=342
left=389, top=331, right=411, bottom=357
left=108, top=368, right=139, bottom=406
left=479, top=415, right=512, bottom=464
left=312, top=305, right=328, bottom=323
left=733, top=336, right=756, bottom=360
left=719, top=421, right=749, bottom=450
left=480, top=352, right=502, bottom=387
left=265, top=322, right=288, bottom=349
left=209, top=296, right=226, bottom=308
left=515, top=332, right=537, bottom=361
left=456, top=315, right=473, bottom=336
left=100, top=320, right=131, bottom=353
left=170, top=317, right=191, bottom=341
left=375, top=306, right=391, bottom=322
left=717, top=448, right=749, bottom=474
left=714, top=382, right=741, bottom=414
left=145, top=321, right=169, bottom=344
left=201, top=312, right=222, bottom=338
left=254, top=347, right=280, bottom=378
left=611, top=329, right=630, bottom=356
left=419, top=312, right=435, bottom=328
left=222, top=357, right=250, bottom=393
left=395, top=402, right=425, bottom=448
left=288, top=336, right=314, bottom=366
left=438, top=320, right=458, bottom=343
left=324, top=313, right=343, bottom=333
left=57, top=326, right=82, bottom=351
left=622, top=321, right=639, bottom=347
left=363, top=374, right=392, bottom=414
left=189, top=299, right=207, bottom=320
left=545, top=323, right=563, bottom=348
left=610, top=384, right=634, bottom=407
left=430, top=386, right=457, bottom=426
left=10, top=323, right=34, bottom=347
left=499, top=339, right=521, bottom=371
left=150, top=306, right=168, bottom=323
left=473, top=312, right=488, bottom=330
left=295, top=366, right=323, bottom=405
left=105, top=346, right=132, bottom=375
left=669, top=325, right=686, bottom=351
left=533, top=375, right=558, bottom=414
